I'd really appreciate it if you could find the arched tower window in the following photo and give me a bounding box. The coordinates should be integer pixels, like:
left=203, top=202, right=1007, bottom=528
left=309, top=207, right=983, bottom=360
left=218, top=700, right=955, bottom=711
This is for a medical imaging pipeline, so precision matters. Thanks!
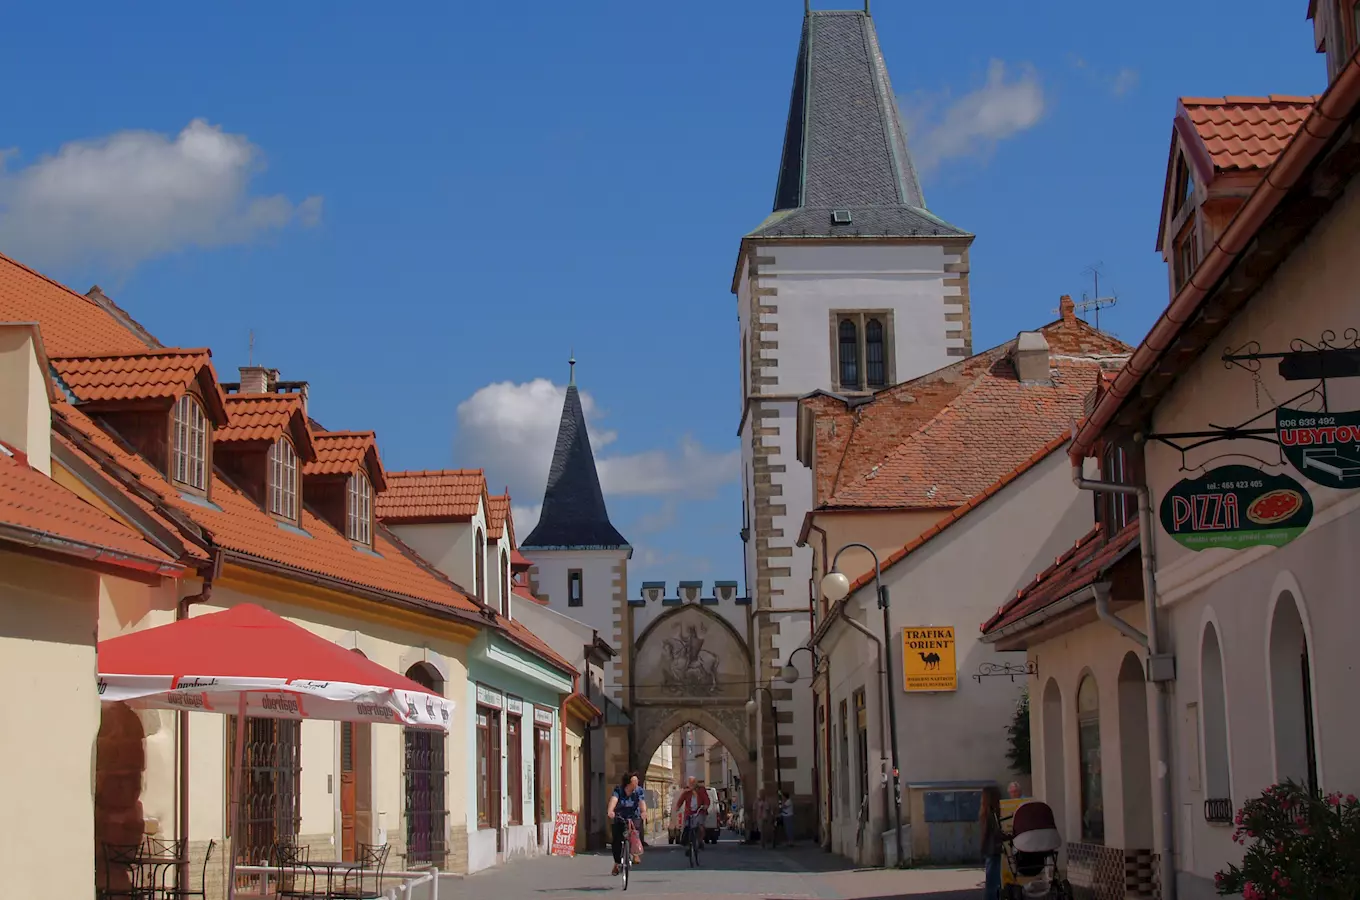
left=838, top=318, right=859, bottom=389
left=865, top=318, right=885, bottom=388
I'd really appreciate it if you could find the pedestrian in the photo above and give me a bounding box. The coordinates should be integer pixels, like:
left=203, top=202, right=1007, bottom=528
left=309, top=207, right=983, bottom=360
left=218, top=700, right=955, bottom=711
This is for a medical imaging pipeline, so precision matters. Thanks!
left=1007, top=781, right=1023, bottom=800
left=780, top=792, right=794, bottom=845
left=980, top=785, right=1004, bottom=900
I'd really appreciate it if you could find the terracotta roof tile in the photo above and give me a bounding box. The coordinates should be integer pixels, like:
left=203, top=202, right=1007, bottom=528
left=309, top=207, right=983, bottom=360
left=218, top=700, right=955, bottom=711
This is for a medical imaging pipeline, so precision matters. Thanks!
left=0, top=253, right=152, bottom=358
left=844, top=430, right=1074, bottom=594
left=304, top=431, right=387, bottom=491
left=1181, top=96, right=1317, bottom=172
left=511, top=547, right=533, bottom=569
left=486, top=494, right=511, bottom=541
left=218, top=393, right=304, bottom=441
left=49, top=348, right=229, bottom=415
left=0, top=441, right=183, bottom=574
left=377, top=470, right=487, bottom=523
left=53, top=403, right=480, bottom=614
left=980, top=521, right=1139, bottom=635
left=810, top=317, right=1128, bottom=509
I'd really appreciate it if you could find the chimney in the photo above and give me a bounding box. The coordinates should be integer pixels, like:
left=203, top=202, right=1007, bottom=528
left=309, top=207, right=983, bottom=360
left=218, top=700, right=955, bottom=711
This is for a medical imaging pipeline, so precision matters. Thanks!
left=1012, top=331, right=1052, bottom=384
left=239, top=366, right=278, bottom=394
left=1059, top=295, right=1076, bottom=324
left=0, top=324, right=53, bottom=475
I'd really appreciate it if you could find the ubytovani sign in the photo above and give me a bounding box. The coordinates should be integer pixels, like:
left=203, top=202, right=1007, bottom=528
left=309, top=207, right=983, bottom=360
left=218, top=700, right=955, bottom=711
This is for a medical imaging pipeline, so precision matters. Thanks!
left=1159, top=464, right=1313, bottom=551
left=901, top=626, right=957, bottom=692
left=1277, top=407, right=1360, bottom=490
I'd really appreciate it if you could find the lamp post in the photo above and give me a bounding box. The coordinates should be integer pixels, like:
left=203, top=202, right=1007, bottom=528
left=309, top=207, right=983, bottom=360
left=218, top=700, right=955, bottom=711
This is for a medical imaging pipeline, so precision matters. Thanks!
left=780, top=645, right=823, bottom=684
left=822, top=542, right=904, bottom=869
left=746, top=685, right=784, bottom=796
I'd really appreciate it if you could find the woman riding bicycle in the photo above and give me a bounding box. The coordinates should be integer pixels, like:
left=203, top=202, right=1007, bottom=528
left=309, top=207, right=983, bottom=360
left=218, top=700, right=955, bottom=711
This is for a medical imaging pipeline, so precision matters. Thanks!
left=673, top=776, right=711, bottom=853
left=606, top=772, right=647, bottom=877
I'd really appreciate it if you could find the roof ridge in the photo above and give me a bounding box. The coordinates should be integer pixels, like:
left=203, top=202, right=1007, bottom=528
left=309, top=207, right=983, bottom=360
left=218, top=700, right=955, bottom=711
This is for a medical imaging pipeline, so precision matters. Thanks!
left=49, top=346, right=212, bottom=360
left=387, top=468, right=484, bottom=478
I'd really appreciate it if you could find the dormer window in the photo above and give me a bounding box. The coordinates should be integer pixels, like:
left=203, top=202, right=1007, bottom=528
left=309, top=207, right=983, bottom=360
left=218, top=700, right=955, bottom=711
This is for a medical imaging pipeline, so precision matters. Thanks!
left=171, top=394, right=209, bottom=492
left=1173, top=152, right=1194, bottom=217
left=475, top=529, right=486, bottom=601
left=501, top=552, right=510, bottom=616
left=268, top=437, right=299, bottom=520
left=347, top=471, right=372, bottom=545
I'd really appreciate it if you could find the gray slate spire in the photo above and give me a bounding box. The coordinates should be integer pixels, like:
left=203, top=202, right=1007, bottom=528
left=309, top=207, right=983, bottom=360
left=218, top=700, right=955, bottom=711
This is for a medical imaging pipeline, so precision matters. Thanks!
left=749, top=10, right=968, bottom=239
left=520, top=366, right=629, bottom=551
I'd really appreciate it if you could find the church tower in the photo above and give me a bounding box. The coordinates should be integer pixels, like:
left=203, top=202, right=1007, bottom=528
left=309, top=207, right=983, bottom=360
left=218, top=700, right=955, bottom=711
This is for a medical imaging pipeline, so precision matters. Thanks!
left=519, top=359, right=632, bottom=704
left=733, top=6, right=974, bottom=823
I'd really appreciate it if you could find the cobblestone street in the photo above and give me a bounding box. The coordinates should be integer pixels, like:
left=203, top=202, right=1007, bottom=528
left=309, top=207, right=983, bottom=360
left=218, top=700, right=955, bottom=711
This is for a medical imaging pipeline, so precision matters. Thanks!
left=450, top=838, right=981, bottom=900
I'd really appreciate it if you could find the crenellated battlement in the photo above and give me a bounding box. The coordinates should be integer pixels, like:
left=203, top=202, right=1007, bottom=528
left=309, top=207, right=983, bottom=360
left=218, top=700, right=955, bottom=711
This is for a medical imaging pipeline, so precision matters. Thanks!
left=631, top=580, right=749, bottom=607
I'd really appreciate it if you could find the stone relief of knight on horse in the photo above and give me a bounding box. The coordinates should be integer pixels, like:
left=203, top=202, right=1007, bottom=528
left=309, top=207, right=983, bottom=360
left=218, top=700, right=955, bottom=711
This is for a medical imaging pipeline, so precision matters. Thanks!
left=660, top=622, right=720, bottom=695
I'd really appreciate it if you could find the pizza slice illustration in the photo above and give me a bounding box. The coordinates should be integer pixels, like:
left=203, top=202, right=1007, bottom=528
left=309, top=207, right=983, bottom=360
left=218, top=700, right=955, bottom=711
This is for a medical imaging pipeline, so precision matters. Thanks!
left=1246, top=489, right=1303, bottom=526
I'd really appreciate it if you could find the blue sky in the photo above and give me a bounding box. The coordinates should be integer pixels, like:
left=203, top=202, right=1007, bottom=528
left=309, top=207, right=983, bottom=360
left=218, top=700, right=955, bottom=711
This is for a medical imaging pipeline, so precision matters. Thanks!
left=0, top=1, right=1326, bottom=596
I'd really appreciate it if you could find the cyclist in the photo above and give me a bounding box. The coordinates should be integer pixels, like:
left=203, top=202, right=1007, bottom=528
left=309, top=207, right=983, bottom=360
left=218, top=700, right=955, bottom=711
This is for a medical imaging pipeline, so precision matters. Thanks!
left=606, top=772, right=646, bottom=877
left=673, top=776, right=711, bottom=854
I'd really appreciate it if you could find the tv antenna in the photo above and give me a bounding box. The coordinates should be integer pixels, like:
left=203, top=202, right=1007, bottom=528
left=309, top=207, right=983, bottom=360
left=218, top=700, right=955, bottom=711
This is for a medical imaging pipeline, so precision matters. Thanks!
left=1062, top=263, right=1119, bottom=330
left=247, top=329, right=255, bottom=366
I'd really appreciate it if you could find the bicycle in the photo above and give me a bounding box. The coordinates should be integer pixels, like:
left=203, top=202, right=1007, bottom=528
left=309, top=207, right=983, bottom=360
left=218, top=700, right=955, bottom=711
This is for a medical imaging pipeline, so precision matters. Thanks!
left=621, top=819, right=638, bottom=891
left=684, top=813, right=704, bottom=868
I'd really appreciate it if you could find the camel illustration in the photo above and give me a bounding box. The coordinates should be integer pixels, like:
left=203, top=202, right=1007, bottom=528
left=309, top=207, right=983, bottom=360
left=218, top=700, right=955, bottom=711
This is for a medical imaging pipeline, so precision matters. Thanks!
left=918, top=651, right=942, bottom=671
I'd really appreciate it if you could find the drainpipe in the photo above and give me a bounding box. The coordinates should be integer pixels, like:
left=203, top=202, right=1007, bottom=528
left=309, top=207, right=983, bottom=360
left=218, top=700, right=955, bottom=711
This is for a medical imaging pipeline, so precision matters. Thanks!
left=1070, top=454, right=1176, bottom=900
left=812, top=602, right=891, bottom=863
left=175, top=548, right=221, bottom=890
left=1092, top=582, right=1148, bottom=648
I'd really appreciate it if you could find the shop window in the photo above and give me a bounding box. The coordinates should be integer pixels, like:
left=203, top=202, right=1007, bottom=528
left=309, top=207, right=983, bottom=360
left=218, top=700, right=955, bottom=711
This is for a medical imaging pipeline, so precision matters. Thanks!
left=405, top=664, right=447, bottom=866
left=476, top=705, right=502, bottom=829
left=507, top=714, right=523, bottom=824
left=1077, top=674, right=1105, bottom=843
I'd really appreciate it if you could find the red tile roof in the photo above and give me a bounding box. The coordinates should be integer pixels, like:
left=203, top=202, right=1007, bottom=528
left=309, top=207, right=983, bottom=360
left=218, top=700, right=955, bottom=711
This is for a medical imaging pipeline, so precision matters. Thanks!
left=54, top=403, right=482, bottom=615
left=0, top=253, right=152, bottom=358
left=305, top=431, right=387, bottom=491
left=511, top=547, right=533, bottom=569
left=816, top=318, right=1129, bottom=511
left=0, top=441, right=184, bottom=576
left=1181, top=96, right=1317, bottom=172
left=486, top=494, right=511, bottom=541
left=980, top=522, right=1139, bottom=636
left=50, top=348, right=230, bottom=418
left=377, top=470, right=487, bottom=523
left=843, top=430, right=1073, bottom=594
left=217, top=393, right=316, bottom=462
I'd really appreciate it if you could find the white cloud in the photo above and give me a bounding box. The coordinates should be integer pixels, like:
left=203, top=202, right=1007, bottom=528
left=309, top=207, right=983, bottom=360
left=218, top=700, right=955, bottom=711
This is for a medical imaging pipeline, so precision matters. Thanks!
left=633, top=501, right=678, bottom=535
left=512, top=503, right=542, bottom=535
left=1111, top=67, right=1139, bottom=98
left=0, top=118, right=321, bottom=269
left=455, top=379, right=736, bottom=506
left=903, top=60, right=1045, bottom=172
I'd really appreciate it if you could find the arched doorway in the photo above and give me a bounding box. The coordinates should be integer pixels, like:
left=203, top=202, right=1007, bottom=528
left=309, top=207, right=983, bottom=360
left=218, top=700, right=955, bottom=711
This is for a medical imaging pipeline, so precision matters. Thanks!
left=405, top=663, right=448, bottom=866
left=1041, top=679, right=1066, bottom=832
left=1268, top=592, right=1318, bottom=792
left=1117, top=653, right=1152, bottom=850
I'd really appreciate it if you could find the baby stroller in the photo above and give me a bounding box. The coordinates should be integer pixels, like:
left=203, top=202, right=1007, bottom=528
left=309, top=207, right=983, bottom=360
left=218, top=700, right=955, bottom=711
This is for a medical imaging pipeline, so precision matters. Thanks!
left=1001, top=800, right=1071, bottom=899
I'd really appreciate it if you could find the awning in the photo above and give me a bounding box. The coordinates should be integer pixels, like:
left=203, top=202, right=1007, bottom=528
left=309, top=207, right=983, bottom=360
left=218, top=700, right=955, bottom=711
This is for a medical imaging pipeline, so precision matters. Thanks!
left=97, top=603, right=452, bottom=729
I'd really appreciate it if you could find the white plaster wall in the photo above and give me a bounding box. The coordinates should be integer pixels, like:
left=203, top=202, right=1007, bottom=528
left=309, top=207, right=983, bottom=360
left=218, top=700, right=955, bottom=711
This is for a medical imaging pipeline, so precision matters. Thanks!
left=823, top=451, right=1094, bottom=859
left=756, top=242, right=964, bottom=396
left=389, top=516, right=485, bottom=596
left=0, top=550, right=101, bottom=900
left=0, top=325, right=52, bottom=474
left=509, top=597, right=595, bottom=673
left=521, top=549, right=627, bottom=701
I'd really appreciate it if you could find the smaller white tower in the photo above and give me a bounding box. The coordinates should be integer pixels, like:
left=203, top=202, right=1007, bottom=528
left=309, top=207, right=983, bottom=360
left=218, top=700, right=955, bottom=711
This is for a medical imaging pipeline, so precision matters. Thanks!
left=519, top=357, right=632, bottom=703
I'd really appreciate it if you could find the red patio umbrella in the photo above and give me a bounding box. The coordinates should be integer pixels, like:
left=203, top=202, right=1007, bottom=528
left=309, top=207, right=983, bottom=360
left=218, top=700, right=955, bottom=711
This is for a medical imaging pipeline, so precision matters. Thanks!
left=97, top=603, right=453, bottom=899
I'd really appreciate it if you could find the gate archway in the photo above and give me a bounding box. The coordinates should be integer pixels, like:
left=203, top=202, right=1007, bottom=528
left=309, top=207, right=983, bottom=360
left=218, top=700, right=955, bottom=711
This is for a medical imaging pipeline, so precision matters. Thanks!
left=629, top=603, right=757, bottom=802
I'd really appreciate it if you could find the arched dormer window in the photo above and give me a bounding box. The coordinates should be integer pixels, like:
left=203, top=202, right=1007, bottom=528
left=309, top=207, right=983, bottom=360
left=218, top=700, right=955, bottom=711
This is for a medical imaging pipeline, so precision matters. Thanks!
left=347, top=470, right=373, bottom=545
left=268, top=436, right=299, bottom=520
left=475, top=529, right=486, bottom=602
left=171, top=394, right=209, bottom=491
left=501, top=551, right=510, bottom=617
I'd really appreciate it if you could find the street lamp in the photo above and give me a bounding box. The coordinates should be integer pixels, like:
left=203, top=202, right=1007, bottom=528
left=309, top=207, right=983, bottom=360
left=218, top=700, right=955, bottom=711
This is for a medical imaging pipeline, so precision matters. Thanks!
left=746, top=685, right=784, bottom=796
left=821, top=542, right=904, bottom=868
left=781, top=645, right=822, bottom=684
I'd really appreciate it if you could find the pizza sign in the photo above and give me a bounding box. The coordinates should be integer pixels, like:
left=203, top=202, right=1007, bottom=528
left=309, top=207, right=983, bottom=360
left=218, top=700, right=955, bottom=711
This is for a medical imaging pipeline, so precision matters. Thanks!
left=1159, top=464, right=1313, bottom=551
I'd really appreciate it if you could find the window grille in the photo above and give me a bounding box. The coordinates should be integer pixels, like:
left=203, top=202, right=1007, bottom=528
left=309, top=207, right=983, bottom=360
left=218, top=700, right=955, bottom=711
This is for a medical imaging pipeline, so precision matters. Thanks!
left=347, top=471, right=372, bottom=544
left=172, top=395, right=208, bottom=490
left=268, top=438, right=298, bottom=519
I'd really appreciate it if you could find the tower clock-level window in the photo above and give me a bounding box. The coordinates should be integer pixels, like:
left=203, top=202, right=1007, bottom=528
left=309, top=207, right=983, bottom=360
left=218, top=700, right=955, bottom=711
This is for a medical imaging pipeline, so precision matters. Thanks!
left=568, top=569, right=583, bottom=607
left=833, top=312, right=892, bottom=392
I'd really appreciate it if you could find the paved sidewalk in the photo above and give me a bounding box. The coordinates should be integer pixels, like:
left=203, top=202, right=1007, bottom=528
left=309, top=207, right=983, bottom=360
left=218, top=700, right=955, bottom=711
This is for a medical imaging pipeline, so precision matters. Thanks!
left=452, top=837, right=982, bottom=900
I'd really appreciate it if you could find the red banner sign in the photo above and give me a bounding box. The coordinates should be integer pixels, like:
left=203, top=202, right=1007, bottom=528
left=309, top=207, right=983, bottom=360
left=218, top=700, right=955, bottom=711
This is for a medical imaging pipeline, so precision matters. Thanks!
left=551, top=811, right=578, bottom=857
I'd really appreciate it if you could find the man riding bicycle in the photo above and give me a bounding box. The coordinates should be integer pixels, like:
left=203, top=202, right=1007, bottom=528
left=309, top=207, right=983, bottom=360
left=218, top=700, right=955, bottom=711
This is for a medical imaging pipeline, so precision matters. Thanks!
left=673, top=776, right=711, bottom=853
left=606, top=772, right=647, bottom=877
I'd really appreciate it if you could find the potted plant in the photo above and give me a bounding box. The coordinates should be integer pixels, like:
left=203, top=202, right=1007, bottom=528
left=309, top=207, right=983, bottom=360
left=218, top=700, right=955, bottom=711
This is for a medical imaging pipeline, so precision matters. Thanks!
left=1215, top=781, right=1360, bottom=899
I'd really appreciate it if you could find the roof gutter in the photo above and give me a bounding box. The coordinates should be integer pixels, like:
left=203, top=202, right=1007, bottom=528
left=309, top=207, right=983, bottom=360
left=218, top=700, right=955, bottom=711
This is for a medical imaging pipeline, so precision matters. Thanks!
left=978, top=583, right=1100, bottom=644
left=1071, top=52, right=1360, bottom=462
left=0, top=521, right=186, bottom=579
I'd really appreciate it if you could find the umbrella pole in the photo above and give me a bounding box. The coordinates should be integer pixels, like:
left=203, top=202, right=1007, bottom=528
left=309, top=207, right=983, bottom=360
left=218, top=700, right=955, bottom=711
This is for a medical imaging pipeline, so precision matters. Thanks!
left=227, top=694, right=247, bottom=900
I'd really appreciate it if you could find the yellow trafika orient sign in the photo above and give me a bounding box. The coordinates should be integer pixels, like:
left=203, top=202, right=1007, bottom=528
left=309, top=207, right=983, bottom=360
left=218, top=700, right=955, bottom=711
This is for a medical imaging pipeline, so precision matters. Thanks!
left=901, top=626, right=957, bottom=692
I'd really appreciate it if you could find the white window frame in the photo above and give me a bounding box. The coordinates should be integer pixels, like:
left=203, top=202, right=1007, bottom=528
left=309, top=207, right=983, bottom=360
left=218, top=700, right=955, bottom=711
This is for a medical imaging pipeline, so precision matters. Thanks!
left=268, top=436, right=299, bottom=520
left=347, top=470, right=373, bottom=545
left=172, top=394, right=209, bottom=491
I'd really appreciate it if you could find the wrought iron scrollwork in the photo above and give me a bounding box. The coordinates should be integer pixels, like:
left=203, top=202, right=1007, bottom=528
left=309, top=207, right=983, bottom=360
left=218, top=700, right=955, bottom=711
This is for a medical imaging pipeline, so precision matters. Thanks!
left=972, top=660, right=1038, bottom=683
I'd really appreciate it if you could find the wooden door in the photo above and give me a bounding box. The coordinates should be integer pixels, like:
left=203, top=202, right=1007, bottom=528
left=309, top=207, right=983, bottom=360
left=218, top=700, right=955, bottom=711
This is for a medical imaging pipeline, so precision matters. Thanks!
left=341, top=722, right=357, bottom=860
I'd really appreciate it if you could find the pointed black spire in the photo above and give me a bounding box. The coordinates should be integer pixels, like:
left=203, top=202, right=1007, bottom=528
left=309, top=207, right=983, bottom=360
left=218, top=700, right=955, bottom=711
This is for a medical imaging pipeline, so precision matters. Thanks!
left=748, top=9, right=969, bottom=239
left=520, top=362, right=629, bottom=551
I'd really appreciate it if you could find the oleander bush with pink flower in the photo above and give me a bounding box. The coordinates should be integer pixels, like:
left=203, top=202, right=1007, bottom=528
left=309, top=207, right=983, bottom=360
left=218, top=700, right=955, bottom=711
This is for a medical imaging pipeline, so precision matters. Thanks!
left=1215, top=780, right=1360, bottom=899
